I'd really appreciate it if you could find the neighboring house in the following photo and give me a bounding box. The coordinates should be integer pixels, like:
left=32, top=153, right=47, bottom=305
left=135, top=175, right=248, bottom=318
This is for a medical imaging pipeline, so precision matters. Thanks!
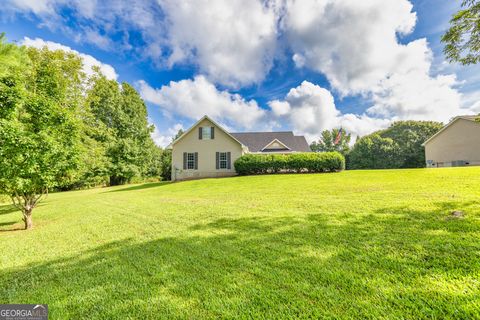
left=169, top=115, right=311, bottom=181
left=423, top=115, right=480, bottom=168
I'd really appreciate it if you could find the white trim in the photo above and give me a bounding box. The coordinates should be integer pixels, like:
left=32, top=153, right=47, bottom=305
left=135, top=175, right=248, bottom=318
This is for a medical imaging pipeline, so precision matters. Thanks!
left=261, top=138, right=291, bottom=151
left=422, top=116, right=479, bottom=146
left=168, top=115, right=245, bottom=148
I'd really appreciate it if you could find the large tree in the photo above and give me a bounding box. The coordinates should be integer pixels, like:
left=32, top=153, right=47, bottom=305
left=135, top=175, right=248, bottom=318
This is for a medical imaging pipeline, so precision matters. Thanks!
left=349, top=134, right=401, bottom=170
left=86, top=74, right=159, bottom=185
left=348, top=121, right=443, bottom=170
left=310, top=128, right=351, bottom=155
left=0, top=41, right=83, bottom=229
left=442, top=0, right=480, bottom=65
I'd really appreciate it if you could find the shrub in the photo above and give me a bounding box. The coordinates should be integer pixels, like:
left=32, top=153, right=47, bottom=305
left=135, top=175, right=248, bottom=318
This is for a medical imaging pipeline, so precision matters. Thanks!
left=234, top=152, right=345, bottom=175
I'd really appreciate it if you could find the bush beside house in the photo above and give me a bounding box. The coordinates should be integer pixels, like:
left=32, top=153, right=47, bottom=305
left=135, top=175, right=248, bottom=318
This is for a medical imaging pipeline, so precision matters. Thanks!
left=234, top=152, right=345, bottom=175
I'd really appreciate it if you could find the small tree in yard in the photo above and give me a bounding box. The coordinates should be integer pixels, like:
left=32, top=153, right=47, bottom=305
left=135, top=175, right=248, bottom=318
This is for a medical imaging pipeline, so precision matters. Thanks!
left=0, top=39, right=82, bottom=229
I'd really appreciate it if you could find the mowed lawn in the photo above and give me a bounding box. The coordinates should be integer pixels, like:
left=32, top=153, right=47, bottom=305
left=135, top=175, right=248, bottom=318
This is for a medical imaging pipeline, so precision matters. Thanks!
left=1, top=168, right=480, bottom=319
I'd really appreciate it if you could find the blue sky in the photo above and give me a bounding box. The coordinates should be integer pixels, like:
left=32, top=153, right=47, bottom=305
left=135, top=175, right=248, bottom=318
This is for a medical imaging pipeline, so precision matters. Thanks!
left=1, top=0, right=479, bottom=145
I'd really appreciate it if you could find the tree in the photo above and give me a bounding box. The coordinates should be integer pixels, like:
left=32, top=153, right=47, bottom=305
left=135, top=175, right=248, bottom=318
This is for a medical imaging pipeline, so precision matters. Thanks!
left=0, top=42, right=83, bottom=229
left=86, top=74, right=159, bottom=185
left=349, top=134, right=401, bottom=169
left=381, top=121, right=443, bottom=168
left=348, top=121, right=443, bottom=170
left=159, top=149, right=172, bottom=181
left=159, top=128, right=184, bottom=181
left=172, top=128, right=184, bottom=141
left=442, top=0, right=480, bottom=65
left=310, top=128, right=351, bottom=155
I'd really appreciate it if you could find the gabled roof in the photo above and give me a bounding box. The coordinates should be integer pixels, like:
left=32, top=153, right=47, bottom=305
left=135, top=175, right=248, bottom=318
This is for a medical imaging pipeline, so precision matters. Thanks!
left=261, top=138, right=291, bottom=151
left=230, top=131, right=311, bottom=152
left=167, top=115, right=244, bottom=149
left=422, top=115, right=480, bottom=146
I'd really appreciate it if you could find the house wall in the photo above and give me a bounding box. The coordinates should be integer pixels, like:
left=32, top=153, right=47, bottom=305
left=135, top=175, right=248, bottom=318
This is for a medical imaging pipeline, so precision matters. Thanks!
left=171, top=118, right=244, bottom=181
left=425, top=119, right=480, bottom=167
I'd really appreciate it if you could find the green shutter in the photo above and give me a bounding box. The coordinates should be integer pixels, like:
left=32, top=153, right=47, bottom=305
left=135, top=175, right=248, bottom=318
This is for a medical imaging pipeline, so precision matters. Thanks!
left=216, top=152, right=220, bottom=169
left=194, top=152, right=198, bottom=170
left=227, top=152, right=231, bottom=169
left=199, top=127, right=202, bottom=140
left=211, top=127, right=215, bottom=139
left=183, top=152, right=187, bottom=170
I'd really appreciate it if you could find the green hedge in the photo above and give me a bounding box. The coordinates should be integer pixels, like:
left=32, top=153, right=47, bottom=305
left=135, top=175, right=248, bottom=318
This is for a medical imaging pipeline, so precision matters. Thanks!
left=234, top=152, right=345, bottom=175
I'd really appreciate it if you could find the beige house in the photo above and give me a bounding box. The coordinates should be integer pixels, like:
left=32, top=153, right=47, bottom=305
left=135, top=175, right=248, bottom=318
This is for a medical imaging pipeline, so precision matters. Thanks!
left=169, top=115, right=311, bottom=181
left=423, top=115, right=480, bottom=168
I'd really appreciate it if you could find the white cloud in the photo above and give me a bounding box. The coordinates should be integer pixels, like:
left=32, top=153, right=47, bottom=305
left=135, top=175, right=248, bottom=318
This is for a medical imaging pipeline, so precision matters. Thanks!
left=150, top=121, right=184, bottom=147
left=269, top=81, right=390, bottom=140
left=21, top=37, right=118, bottom=80
left=283, top=0, right=418, bottom=94
left=5, top=0, right=58, bottom=15
left=461, top=91, right=480, bottom=114
left=7, top=0, right=479, bottom=127
left=160, top=0, right=278, bottom=88
left=138, top=76, right=268, bottom=130
left=282, top=0, right=467, bottom=123
left=6, top=0, right=278, bottom=88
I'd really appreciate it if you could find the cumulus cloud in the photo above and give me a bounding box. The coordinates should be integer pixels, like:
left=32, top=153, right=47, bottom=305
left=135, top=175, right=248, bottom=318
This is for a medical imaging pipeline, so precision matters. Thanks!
left=21, top=37, right=118, bottom=80
left=283, top=0, right=466, bottom=122
left=6, top=0, right=278, bottom=88
left=269, top=81, right=390, bottom=140
left=138, top=76, right=268, bottom=130
left=283, top=0, right=417, bottom=94
left=150, top=121, right=184, bottom=147
left=143, top=78, right=390, bottom=142
left=7, top=0, right=478, bottom=129
left=160, top=0, right=278, bottom=88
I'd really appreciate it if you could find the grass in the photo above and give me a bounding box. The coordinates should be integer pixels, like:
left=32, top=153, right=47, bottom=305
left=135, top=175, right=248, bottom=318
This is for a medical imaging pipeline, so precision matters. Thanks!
left=1, top=168, right=480, bottom=319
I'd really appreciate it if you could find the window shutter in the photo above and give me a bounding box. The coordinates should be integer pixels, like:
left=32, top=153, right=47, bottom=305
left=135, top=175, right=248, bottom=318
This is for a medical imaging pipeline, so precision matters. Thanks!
left=216, top=152, right=220, bottom=169
left=183, top=152, right=187, bottom=170
left=199, top=127, right=203, bottom=140
left=211, top=127, right=215, bottom=139
left=227, top=152, right=231, bottom=169
left=194, top=152, right=198, bottom=170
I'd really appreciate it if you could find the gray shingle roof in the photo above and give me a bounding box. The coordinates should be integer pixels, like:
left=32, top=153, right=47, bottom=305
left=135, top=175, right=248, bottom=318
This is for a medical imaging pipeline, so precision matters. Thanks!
left=230, top=131, right=311, bottom=153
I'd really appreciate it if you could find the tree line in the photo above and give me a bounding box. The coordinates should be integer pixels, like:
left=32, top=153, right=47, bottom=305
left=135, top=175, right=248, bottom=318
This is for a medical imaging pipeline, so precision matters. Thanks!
left=310, top=121, right=444, bottom=170
left=0, top=34, right=171, bottom=229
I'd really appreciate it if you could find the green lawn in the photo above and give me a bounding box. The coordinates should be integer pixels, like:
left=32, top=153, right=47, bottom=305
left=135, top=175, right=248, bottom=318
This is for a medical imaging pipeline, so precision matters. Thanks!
left=1, top=168, right=480, bottom=319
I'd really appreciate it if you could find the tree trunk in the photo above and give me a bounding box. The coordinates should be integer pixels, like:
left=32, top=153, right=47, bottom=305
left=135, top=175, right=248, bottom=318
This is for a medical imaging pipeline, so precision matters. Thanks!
left=23, top=208, right=33, bottom=230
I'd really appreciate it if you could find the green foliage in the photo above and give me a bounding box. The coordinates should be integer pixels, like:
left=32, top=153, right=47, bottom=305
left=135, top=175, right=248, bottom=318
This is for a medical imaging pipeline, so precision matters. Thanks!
left=234, top=152, right=345, bottom=175
left=0, top=40, right=83, bottom=228
left=442, top=0, right=480, bottom=65
left=349, top=121, right=443, bottom=169
left=173, top=128, right=184, bottom=141
left=86, top=75, right=160, bottom=185
left=0, top=34, right=164, bottom=226
left=160, top=149, right=172, bottom=181
left=349, top=134, right=401, bottom=170
left=310, top=128, right=351, bottom=155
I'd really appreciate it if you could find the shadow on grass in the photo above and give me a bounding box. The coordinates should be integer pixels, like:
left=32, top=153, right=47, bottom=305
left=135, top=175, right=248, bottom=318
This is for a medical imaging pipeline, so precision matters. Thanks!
left=0, top=204, right=18, bottom=216
left=0, top=221, right=17, bottom=227
left=0, top=201, right=479, bottom=319
left=106, top=181, right=171, bottom=193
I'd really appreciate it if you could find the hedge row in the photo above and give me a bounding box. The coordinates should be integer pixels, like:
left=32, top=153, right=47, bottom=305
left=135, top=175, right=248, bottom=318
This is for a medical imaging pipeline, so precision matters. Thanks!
left=234, top=152, right=345, bottom=175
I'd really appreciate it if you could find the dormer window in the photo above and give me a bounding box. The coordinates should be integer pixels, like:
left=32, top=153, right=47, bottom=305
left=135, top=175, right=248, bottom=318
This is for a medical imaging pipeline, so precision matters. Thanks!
left=199, top=126, right=215, bottom=140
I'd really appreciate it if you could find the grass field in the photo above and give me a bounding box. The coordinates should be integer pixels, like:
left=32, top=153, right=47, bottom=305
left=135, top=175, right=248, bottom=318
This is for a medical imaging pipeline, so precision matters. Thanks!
left=1, top=168, right=480, bottom=319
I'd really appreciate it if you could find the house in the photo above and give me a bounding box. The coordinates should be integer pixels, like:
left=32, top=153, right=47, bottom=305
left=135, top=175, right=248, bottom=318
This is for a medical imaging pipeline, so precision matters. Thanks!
left=169, top=115, right=311, bottom=181
left=423, top=115, right=480, bottom=168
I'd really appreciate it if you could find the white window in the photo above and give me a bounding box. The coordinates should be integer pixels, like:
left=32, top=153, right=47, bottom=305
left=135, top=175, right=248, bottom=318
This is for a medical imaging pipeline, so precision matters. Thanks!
left=202, top=127, right=211, bottom=140
left=187, top=153, right=195, bottom=169
left=219, top=152, right=227, bottom=169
